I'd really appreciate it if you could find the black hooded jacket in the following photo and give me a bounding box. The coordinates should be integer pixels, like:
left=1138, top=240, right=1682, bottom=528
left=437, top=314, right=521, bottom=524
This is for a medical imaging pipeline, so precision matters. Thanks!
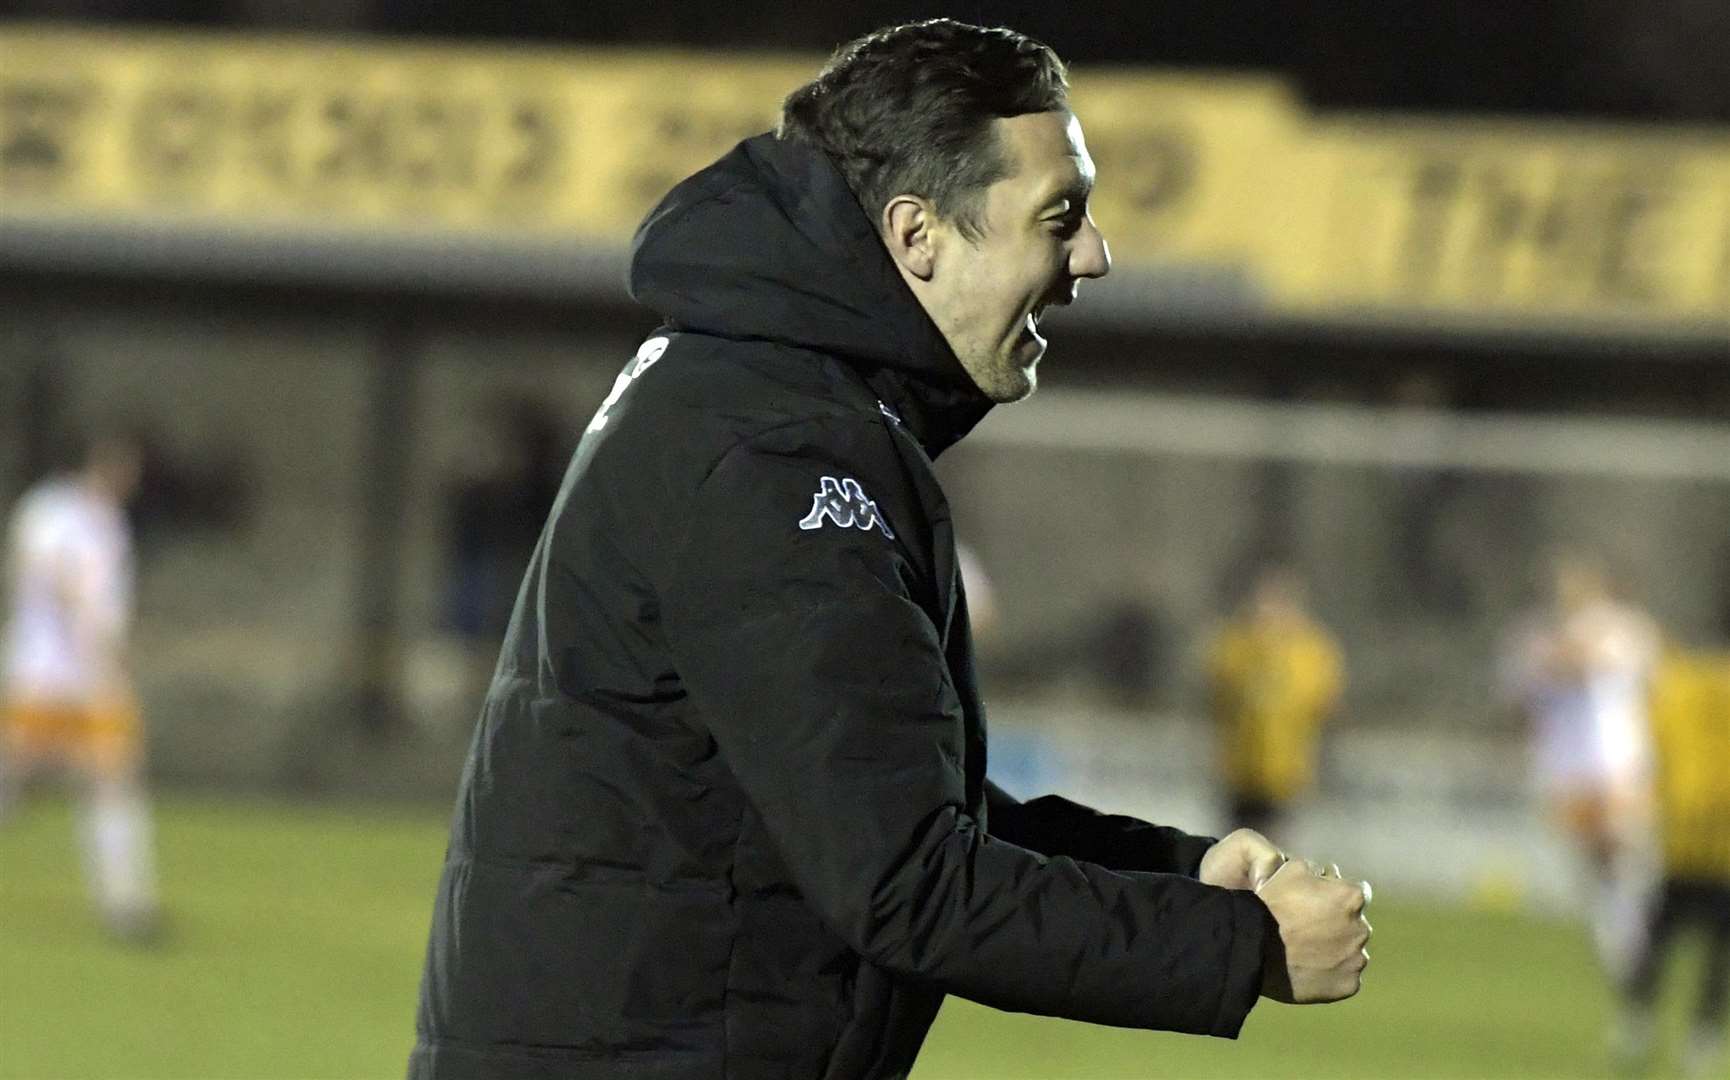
left=409, top=133, right=1275, bottom=1080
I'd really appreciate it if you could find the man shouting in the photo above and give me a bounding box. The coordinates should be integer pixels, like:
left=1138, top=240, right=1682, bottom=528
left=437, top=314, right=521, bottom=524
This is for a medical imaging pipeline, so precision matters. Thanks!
left=411, top=19, right=1371, bottom=1079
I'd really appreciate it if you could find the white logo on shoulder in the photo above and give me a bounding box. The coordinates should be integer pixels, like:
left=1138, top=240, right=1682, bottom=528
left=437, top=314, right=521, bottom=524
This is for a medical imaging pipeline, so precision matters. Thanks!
left=798, top=476, right=895, bottom=539
left=587, top=336, right=669, bottom=433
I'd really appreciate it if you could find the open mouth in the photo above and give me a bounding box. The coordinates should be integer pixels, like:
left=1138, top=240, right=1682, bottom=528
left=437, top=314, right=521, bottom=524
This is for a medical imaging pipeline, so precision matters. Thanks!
left=1022, top=306, right=1049, bottom=352
left=1030, top=290, right=1068, bottom=330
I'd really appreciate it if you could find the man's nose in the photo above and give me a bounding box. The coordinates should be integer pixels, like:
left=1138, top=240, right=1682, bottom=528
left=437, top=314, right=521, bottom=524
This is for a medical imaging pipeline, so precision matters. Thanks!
left=1070, top=216, right=1111, bottom=280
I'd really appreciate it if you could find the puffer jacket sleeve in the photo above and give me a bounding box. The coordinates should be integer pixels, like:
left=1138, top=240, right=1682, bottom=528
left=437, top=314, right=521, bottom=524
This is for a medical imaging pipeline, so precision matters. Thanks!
left=984, top=781, right=1219, bottom=878
left=659, top=428, right=1271, bottom=1037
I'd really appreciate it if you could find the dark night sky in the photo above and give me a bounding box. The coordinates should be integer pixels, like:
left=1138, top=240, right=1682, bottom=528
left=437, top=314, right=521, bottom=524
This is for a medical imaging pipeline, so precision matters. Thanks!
left=372, top=0, right=1730, bottom=122
left=3, top=0, right=1726, bottom=120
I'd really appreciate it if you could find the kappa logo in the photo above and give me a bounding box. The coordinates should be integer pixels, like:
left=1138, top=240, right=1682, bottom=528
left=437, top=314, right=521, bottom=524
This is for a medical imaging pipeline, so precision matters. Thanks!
left=798, top=476, right=895, bottom=539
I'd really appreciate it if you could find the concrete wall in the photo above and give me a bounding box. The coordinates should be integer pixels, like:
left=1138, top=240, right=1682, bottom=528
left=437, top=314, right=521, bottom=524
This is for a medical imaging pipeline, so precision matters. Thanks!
left=1, top=286, right=1723, bottom=830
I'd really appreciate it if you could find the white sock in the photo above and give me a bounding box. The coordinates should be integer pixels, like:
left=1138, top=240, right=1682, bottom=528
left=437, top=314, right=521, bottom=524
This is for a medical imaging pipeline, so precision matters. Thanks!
left=1590, top=879, right=1630, bottom=982
left=1609, top=1005, right=1655, bottom=1066
left=1592, top=845, right=1657, bottom=984
left=1683, top=1026, right=1726, bottom=1079
left=81, top=784, right=158, bottom=918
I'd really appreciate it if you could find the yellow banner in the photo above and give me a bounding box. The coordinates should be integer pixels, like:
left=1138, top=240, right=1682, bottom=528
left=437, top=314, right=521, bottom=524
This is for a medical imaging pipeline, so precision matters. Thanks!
left=0, top=26, right=1290, bottom=250
left=1068, top=71, right=1298, bottom=268
left=0, top=25, right=807, bottom=238
left=3, top=25, right=1727, bottom=328
left=1272, top=120, right=1730, bottom=322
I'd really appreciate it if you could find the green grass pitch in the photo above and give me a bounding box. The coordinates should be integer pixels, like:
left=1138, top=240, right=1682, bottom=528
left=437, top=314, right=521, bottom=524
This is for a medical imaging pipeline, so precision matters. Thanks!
left=0, top=795, right=1712, bottom=1078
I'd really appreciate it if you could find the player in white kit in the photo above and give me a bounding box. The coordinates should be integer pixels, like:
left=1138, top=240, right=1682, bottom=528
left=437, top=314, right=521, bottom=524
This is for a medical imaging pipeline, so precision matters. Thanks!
left=1503, top=550, right=1660, bottom=985
left=1, top=431, right=160, bottom=941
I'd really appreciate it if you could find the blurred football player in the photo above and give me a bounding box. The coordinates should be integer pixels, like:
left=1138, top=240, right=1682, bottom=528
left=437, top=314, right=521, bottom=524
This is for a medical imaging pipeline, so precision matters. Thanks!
left=1503, top=549, right=1659, bottom=984
left=1, top=428, right=160, bottom=941
left=1613, top=644, right=1730, bottom=1077
left=1207, top=565, right=1345, bottom=840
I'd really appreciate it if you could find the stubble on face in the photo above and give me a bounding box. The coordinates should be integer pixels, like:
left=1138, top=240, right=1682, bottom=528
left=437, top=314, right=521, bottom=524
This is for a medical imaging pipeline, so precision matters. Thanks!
left=961, top=325, right=1040, bottom=403
left=937, top=112, right=1098, bottom=405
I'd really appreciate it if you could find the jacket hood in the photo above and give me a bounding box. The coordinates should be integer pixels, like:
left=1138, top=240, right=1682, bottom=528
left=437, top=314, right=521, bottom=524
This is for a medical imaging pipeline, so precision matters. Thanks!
left=628, top=133, right=993, bottom=456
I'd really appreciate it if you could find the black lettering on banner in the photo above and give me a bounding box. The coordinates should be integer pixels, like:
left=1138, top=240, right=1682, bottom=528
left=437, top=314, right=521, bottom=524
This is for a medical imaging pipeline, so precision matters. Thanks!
left=239, top=90, right=297, bottom=187
left=0, top=79, right=92, bottom=193
left=1400, top=157, right=1461, bottom=293
left=629, top=106, right=770, bottom=207
left=500, top=100, right=558, bottom=193
left=1595, top=179, right=1665, bottom=302
left=653, top=110, right=689, bottom=142
left=104, top=76, right=552, bottom=213
left=308, top=86, right=554, bottom=207
left=1104, top=125, right=1198, bottom=219
left=3, top=51, right=574, bottom=222
left=237, top=80, right=529, bottom=204
left=403, top=97, right=479, bottom=189
left=1466, top=164, right=1582, bottom=297
left=317, top=93, right=390, bottom=182
left=131, top=85, right=224, bottom=188
left=1393, top=151, right=1674, bottom=307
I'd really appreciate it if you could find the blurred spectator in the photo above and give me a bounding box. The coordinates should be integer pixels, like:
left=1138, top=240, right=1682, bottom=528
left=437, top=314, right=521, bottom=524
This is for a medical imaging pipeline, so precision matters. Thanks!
left=127, top=425, right=251, bottom=547
left=442, top=396, right=567, bottom=649
left=1087, top=595, right=1174, bottom=709
left=979, top=586, right=1177, bottom=710
left=1206, top=565, right=1344, bottom=838
left=1501, top=549, right=1660, bottom=983
left=1384, top=370, right=1472, bottom=619
left=0, top=425, right=160, bottom=942
left=1613, top=644, right=1730, bottom=1078
left=954, top=540, right=999, bottom=646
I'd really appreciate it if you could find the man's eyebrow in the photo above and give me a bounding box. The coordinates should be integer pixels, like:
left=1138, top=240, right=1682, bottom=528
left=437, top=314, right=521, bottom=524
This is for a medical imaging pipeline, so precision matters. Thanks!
left=1039, top=173, right=1094, bottom=212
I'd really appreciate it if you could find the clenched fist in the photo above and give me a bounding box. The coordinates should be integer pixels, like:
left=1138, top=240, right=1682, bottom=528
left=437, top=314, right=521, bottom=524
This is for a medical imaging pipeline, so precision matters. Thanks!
left=1255, top=859, right=1372, bottom=1004
left=1198, top=828, right=1287, bottom=891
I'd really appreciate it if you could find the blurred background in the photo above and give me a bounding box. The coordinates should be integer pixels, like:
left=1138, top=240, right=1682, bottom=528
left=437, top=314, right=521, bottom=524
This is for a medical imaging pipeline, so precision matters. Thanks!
left=1, top=2, right=1726, bottom=1078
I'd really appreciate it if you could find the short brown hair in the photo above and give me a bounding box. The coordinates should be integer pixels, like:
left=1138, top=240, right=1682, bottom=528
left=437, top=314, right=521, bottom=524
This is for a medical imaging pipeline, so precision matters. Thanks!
left=778, top=19, right=1069, bottom=240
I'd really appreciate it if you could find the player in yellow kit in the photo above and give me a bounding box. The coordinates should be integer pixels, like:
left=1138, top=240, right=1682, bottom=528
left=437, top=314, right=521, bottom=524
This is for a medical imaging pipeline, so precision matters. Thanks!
left=1, top=430, right=161, bottom=941
left=1207, top=566, right=1344, bottom=838
left=1613, top=645, right=1730, bottom=1077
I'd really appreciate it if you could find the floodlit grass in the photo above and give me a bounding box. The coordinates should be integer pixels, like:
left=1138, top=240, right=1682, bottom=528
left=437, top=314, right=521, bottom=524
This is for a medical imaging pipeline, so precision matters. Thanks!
left=0, top=795, right=443, bottom=1079
left=0, top=795, right=1712, bottom=1079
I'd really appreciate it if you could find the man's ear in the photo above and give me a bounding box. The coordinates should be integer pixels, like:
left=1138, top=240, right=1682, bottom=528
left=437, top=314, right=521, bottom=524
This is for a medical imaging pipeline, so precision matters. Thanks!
left=882, top=195, right=938, bottom=281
